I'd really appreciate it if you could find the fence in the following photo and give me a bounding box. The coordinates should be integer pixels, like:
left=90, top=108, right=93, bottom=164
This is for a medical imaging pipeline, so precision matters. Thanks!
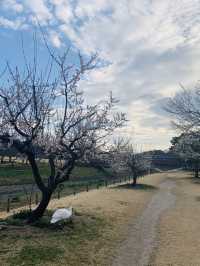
left=2, top=175, right=139, bottom=214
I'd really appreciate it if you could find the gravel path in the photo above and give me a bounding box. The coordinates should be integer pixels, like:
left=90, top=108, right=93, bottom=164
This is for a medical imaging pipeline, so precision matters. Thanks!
left=112, top=179, right=176, bottom=266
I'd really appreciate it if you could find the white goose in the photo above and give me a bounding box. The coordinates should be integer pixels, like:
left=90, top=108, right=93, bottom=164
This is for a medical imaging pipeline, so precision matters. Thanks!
left=50, top=207, right=73, bottom=224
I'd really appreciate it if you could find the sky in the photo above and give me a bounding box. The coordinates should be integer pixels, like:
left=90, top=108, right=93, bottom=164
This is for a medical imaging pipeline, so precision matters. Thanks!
left=0, top=0, right=200, bottom=150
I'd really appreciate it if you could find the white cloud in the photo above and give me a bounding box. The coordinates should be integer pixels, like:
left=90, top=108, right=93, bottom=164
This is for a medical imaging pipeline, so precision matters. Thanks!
left=24, top=0, right=53, bottom=24
left=50, top=0, right=73, bottom=23
left=0, top=16, right=25, bottom=30
left=65, top=0, right=200, bottom=58
left=0, top=0, right=24, bottom=13
left=49, top=30, right=62, bottom=47
left=75, top=0, right=110, bottom=18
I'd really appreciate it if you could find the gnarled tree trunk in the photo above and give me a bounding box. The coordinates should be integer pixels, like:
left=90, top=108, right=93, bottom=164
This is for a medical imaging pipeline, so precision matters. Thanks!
left=27, top=152, right=56, bottom=223
left=28, top=191, right=53, bottom=223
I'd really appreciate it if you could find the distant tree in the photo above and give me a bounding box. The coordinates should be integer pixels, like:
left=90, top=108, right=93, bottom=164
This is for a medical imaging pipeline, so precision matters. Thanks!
left=0, top=146, right=18, bottom=165
left=111, top=138, right=151, bottom=186
left=165, top=85, right=200, bottom=176
left=0, top=43, right=126, bottom=222
left=171, top=133, right=200, bottom=178
left=165, top=86, right=200, bottom=132
left=125, top=145, right=151, bottom=185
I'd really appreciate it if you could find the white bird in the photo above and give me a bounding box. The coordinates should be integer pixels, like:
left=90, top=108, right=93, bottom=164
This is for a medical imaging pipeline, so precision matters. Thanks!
left=50, top=207, right=73, bottom=224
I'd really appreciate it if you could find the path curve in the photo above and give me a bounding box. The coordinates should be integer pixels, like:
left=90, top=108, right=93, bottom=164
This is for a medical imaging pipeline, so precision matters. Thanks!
left=112, top=179, right=176, bottom=266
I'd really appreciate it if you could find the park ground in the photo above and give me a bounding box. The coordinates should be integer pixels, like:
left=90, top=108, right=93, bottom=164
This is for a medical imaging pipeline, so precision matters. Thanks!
left=0, top=170, right=200, bottom=265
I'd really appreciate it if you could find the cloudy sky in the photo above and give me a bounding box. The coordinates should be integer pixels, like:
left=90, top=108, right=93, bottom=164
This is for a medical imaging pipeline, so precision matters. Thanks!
left=0, top=0, right=200, bottom=150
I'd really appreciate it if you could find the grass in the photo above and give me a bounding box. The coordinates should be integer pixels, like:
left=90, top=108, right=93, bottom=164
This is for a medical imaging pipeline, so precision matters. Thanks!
left=9, top=245, right=65, bottom=266
left=0, top=163, right=48, bottom=185
left=0, top=210, right=112, bottom=266
left=0, top=163, right=110, bottom=186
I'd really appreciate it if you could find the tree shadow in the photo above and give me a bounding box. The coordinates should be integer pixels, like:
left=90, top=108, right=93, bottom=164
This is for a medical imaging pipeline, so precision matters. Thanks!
left=195, top=196, right=200, bottom=202
left=191, top=178, right=200, bottom=185
left=112, top=183, right=158, bottom=191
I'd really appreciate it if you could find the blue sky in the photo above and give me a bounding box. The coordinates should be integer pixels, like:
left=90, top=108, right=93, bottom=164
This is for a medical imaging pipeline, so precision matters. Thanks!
left=1, top=0, right=200, bottom=150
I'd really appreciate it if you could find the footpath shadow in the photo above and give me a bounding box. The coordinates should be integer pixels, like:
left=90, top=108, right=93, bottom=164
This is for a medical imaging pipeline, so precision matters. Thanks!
left=113, top=183, right=158, bottom=191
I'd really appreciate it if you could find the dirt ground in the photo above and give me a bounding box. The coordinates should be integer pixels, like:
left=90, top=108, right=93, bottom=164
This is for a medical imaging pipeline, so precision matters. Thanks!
left=112, top=170, right=200, bottom=266
left=1, top=171, right=200, bottom=265
left=151, top=171, right=200, bottom=265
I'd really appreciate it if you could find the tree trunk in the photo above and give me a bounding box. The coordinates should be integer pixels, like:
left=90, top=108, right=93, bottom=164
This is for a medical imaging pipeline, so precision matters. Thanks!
left=27, top=191, right=52, bottom=223
left=132, top=174, right=137, bottom=186
left=195, top=168, right=199, bottom=178
left=194, top=161, right=199, bottom=178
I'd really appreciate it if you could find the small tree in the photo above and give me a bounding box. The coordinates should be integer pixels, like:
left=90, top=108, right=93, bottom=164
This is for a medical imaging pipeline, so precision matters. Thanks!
left=0, top=44, right=126, bottom=222
left=125, top=145, right=151, bottom=186
left=111, top=138, right=150, bottom=186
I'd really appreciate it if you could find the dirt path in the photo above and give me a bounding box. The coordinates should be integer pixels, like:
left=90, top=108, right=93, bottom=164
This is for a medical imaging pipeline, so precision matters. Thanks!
left=112, top=178, right=176, bottom=266
left=112, top=170, right=200, bottom=266
left=151, top=171, right=200, bottom=265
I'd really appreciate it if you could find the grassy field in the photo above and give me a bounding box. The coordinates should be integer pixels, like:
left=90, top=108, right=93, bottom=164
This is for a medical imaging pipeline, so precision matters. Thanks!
left=0, top=163, right=111, bottom=186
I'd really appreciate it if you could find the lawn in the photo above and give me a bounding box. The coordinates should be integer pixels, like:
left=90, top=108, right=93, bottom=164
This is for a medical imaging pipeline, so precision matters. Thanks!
left=0, top=163, right=111, bottom=186
left=0, top=210, right=113, bottom=266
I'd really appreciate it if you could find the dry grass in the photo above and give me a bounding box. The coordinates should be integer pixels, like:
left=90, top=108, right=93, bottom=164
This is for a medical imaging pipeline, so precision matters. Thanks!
left=0, top=173, right=165, bottom=266
left=151, top=171, right=200, bottom=265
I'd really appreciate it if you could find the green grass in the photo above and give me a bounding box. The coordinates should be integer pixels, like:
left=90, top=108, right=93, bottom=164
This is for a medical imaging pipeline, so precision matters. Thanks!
left=9, top=245, right=64, bottom=266
left=0, top=210, right=111, bottom=266
left=0, top=163, right=50, bottom=185
left=0, top=163, right=110, bottom=186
